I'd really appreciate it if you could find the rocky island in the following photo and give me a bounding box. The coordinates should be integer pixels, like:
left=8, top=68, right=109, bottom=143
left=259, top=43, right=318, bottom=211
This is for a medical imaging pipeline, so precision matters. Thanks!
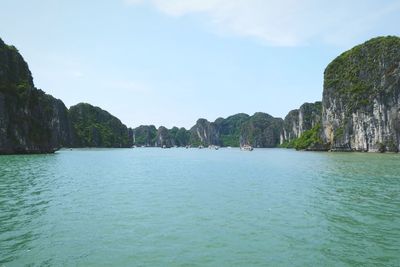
left=0, top=36, right=399, bottom=154
left=322, top=36, right=400, bottom=152
left=0, top=38, right=132, bottom=153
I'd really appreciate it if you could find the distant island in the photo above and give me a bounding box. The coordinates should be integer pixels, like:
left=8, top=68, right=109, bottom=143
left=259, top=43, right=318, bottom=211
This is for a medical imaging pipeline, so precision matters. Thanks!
left=0, top=36, right=399, bottom=154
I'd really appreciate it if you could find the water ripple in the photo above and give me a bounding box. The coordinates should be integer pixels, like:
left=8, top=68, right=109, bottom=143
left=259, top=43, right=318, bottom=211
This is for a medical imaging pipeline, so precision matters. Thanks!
left=0, top=149, right=399, bottom=266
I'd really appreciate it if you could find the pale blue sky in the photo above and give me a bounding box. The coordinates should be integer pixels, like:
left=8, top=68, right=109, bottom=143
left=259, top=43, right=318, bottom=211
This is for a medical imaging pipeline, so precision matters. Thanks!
left=1, top=0, right=399, bottom=128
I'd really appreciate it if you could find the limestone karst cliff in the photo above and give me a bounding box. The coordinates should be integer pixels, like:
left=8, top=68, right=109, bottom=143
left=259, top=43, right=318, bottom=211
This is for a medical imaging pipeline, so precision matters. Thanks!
left=0, top=38, right=71, bottom=154
left=322, top=36, right=400, bottom=152
left=134, top=125, right=191, bottom=147
left=216, top=113, right=250, bottom=147
left=280, top=101, right=325, bottom=150
left=132, top=125, right=157, bottom=146
left=0, top=38, right=134, bottom=153
left=190, top=119, right=221, bottom=146
left=69, top=103, right=132, bottom=148
left=239, top=113, right=283, bottom=148
left=2, top=35, right=400, bottom=153
left=282, top=102, right=322, bottom=142
left=135, top=112, right=283, bottom=148
left=155, top=126, right=174, bottom=147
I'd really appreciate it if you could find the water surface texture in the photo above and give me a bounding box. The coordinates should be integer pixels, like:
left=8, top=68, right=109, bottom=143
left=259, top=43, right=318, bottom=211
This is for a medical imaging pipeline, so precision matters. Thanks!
left=1, top=148, right=399, bottom=266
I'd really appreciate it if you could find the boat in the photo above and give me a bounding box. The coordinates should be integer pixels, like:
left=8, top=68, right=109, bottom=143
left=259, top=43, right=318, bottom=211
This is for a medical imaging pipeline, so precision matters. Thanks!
left=240, top=145, right=253, bottom=151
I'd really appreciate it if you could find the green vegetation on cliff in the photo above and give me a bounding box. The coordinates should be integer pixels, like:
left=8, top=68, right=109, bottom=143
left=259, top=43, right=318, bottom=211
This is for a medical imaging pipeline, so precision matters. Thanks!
left=217, top=113, right=249, bottom=147
left=1, top=38, right=71, bottom=153
left=3, top=35, right=399, bottom=154
left=170, top=127, right=191, bottom=146
left=281, top=124, right=324, bottom=150
left=69, top=103, right=131, bottom=148
left=133, top=126, right=190, bottom=147
left=293, top=124, right=323, bottom=150
left=133, top=125, right=157, bottom=146
left=324, top=36, right=400, bottom=112
left=323, top=35, right=400, bottom=152
left=240, top=113, right=283, bottom=148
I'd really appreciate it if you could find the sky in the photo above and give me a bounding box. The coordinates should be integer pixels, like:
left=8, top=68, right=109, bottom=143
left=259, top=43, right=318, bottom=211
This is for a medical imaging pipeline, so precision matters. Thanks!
left=1, top=0, right=399, bottom=129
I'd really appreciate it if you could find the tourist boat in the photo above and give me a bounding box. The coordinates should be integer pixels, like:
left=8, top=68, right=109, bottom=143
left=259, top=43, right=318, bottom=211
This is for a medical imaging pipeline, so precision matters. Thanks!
left=240, top=145, right=253, bottom=151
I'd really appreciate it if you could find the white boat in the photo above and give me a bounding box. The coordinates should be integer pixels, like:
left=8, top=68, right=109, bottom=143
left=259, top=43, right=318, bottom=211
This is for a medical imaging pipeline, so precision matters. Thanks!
left=240, top=145, right=253, bottom=151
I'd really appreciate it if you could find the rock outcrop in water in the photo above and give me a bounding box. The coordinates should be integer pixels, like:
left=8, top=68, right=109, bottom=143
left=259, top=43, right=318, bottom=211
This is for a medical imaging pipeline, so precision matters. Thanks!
left=239, top=112, right=283, bottom=148
left=133, top=125, right=191, bottom=147
left=189, top=118, right=221, bottom=146
left=0, top=38, right=72, bottom=154
left=280, top=36, right=400, bottom=152
left=282, top=102, right=322, bottom=143
left=0, top=38, right=134, bottom=153
left=2, top=35, right=400, bottom=153
left=322, top=36, right=400, bottom=152
left=215, top=113, right=250, bottom=147
left=132, top=125, right=157, bottom=146
left=280, top=101, right=326, bottom=150
left=69, top=103, right=132, bottom=148
left=135, top=112, right=283, bottom=148
left=155, top=126, right=174, bottom=147
left=169, top=127, right=191, bottom=147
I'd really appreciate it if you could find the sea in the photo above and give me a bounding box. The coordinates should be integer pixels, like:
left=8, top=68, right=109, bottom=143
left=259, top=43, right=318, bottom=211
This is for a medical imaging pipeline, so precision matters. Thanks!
left=1, top=148, right=399, bottom=266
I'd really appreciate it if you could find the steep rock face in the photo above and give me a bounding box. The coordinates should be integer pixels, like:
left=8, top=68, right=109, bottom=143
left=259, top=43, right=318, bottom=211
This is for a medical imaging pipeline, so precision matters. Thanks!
left=298, top=102, right=322, bottom=134
left=0, top=38, right=71, bottom=154
left=240, top=112, right=283, bottom=148
left=216, top=113, right=250, bottom=147
left=133, top=125, right=191, bottom=147
left=322, top=36, right=400, bottom=152
left=133, top=125, right=157, bottom=146
left=128, top=128, right=134, bottom=146
left=155, top=126, right=174, bottom=147
left=282, top=109, right=300, bottom=142
left=190, top=118, right=220, bottom=146
left=188, top=113, right=283, bottom=147
left=169, top=127, right=190, bottom=147
left=69, top=103, right=132, bottom=148
left=282, top=102, right=322, bottom=144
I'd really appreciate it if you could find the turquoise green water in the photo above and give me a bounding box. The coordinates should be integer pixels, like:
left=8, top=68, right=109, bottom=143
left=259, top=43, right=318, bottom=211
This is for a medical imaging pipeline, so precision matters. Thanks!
left=0, top=148, right=399, bottom=266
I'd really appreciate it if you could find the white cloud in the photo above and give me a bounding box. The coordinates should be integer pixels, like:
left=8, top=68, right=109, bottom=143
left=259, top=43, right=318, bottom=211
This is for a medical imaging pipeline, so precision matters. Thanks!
left=124, top=0, right=400, bottom=46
